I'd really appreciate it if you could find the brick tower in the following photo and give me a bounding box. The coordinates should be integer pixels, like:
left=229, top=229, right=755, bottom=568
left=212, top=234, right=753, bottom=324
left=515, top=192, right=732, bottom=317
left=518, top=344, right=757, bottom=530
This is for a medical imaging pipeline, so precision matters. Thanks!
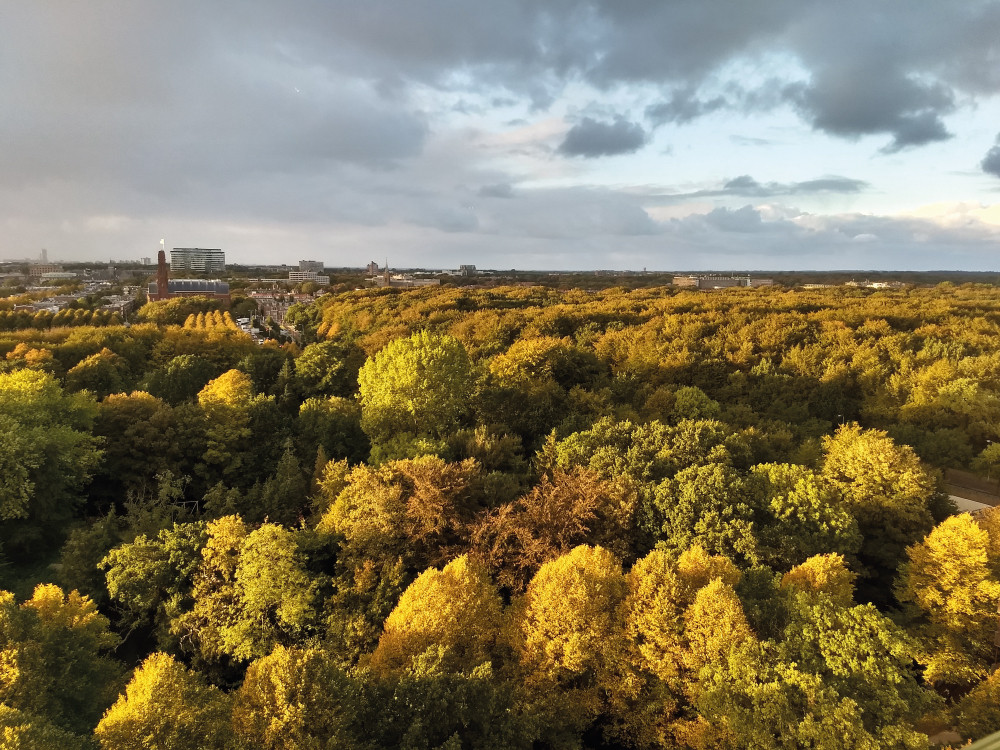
left=153, top=249, right=170, bottom=300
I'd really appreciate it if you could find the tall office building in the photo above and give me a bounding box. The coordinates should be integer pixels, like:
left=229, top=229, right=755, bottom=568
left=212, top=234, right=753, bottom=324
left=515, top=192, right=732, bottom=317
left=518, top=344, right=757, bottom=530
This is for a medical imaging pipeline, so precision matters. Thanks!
left=171, top=248, right=225, bottom=274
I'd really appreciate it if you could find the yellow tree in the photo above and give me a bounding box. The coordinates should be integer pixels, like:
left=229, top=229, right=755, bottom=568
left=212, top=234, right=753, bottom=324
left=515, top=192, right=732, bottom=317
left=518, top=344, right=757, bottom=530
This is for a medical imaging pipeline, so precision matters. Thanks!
left=509, top=544, right=627, bottom=743
left=94, top=653, right=232, bottom=750
left=896, top=514, right=1000, bottom=688
left=820, top=424, right=936, bottom=592
left=779, top=553, right=857, bottom=606
left=681, top=579, right=754, bottom=677
left=370, top=554, right=503, bottom=675
left=0, top=585, right=122, bottom=736
left=197, top=369, right=275, bottom=484
left=233, top=646, right=361, bottom=750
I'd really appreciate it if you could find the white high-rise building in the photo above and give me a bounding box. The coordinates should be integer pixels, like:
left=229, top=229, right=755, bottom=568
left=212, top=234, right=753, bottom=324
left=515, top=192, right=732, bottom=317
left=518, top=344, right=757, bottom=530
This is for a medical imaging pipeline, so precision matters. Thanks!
left=171, top=248, right=225, bottom=274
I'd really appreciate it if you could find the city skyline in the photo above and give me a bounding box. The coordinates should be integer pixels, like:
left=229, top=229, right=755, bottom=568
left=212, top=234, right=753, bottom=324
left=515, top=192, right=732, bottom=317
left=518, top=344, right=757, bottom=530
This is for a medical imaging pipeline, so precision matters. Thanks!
left=3, top=2, right=1000, bottom=270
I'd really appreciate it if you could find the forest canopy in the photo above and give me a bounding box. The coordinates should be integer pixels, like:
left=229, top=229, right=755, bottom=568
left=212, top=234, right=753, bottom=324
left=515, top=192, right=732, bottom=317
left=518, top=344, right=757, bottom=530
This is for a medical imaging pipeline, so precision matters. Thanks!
left=2, top=282, right=1000, bottom=748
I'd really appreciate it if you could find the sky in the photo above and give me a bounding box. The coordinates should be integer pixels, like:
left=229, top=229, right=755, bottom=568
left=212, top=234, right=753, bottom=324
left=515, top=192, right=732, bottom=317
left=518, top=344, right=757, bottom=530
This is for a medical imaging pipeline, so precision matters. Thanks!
left=3, top=1, right=1000, bottom=271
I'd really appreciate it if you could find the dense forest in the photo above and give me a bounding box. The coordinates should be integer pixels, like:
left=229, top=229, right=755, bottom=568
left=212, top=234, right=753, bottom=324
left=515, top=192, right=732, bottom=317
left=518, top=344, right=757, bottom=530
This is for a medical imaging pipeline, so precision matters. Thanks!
left=2, top=282, right=1000, bottom=749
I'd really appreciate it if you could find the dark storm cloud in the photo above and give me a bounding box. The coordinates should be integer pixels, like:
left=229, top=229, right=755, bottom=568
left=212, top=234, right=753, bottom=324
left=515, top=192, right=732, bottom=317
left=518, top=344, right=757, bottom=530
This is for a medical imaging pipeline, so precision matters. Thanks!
left=983, top=137, right=1000, bottom=179
left=559, top=117, right=647, bottom=157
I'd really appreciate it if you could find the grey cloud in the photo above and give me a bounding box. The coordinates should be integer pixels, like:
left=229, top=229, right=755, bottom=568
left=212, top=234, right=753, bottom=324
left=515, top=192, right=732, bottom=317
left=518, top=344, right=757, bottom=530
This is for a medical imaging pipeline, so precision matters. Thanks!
left=559, top=117, right=647, bottom=158
left=983, top=137, right=1000, bottom=178
left=785, top=70, right=954, bottom=152
left=660, top=175, right=869, bottom=200
left=703, top=205, right=791, bottom=233
left=646, top=89, right=728, bottom=126
left=480, top=186, right=662, bottom=239
left=478, top=183, right=515, bottom=198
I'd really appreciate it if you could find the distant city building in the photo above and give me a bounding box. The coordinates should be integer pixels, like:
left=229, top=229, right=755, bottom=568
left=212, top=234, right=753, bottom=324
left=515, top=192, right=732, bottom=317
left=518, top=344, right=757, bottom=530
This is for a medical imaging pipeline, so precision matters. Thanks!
left=288, top=270, right=330, bottom=285
left=29, top=264, right=62, bottom=278
left=366, top=261, right=380, bottom=274
left=672, top=275, right=773, bottom=290
left=459, top=264, right=477, bottom=276
left=249, top=291, right=313, bottom=324
left=149, top=250, right=229, bottom=301
left=372, top=273, right=441, bottom=288
left=39, top=271, right=78, bottom=280
left=298, top=260, right=325, bottom=273
left=170, top=248, right=225, bottom=274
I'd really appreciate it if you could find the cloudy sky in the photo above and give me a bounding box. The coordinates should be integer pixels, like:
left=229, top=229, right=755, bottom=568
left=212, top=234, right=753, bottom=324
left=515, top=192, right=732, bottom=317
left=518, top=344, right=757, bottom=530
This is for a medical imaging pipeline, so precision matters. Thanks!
left=4, top=1, right=1000, bottom=270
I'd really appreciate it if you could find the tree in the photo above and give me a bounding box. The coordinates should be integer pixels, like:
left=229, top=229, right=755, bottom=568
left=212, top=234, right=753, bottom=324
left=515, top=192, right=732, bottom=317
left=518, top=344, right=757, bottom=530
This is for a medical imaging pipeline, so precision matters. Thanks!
left=94, top=653, right=232, bottom=750
left=358, top=331, right=473, bottom=450
left=682, top=579, right=754, bottom=676
left=293, top=339, right=365, bottom=399
left=820, top=424, right=937, bottom=594
left=471, top=468, right=636, bottom=592
left=779, top=553, right=857, bottom=607
left=654, top=463, right=761, bottom=566
left=0, top=585, right=122, bottom=736
left=296, top=396, right=368, bottom=465
left=317, top=456, right=484, bottom=570
left=142, top=354, right=221, bottom=405
left=100, top=522, right=207, bottom=650
left=172, top=518, right=319, bottom=664
left=896, top=514, right=1000, bottom=690
left=63, top=347, right=129, bottom=397
left=196, top=369, right=279, bottom=487
left=697, top=594, right=931, bottom=750
left=0, top=705, right=94, bottom=750
left=0, top=370, right=102, bottom=556
left=749, top=463, right=861, bottom=571
left=232, top=646, right=363, bottom=750
left=371, top=555, right=503, bottom=675
left=512, top=545, right=626, bottom=692
left=91, top=392, right=180, bottom=506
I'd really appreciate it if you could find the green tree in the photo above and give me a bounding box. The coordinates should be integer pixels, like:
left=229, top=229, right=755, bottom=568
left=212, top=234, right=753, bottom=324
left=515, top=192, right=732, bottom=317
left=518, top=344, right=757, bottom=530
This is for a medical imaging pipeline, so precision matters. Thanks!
left=294, top=339, right=365, bottom=399
left=0, top=705, right=94, bottom=750
left=358, top=331, right=473, bottom=451
left=100, top=522, right=207, bottom=650
left=697, top=594, right=931, bottom=750
left=90, top=392, right=180, bottom=506
left=0, top=370, right=102, bottom=556
left=64, top=347, right=129, bottom=398
left=296, top=396, right=368, bottom=465
left=749, top=463, right=861, bottom=570
left=654, top=463, right=761, bottom=566
left=143, top=354, right=221, bottom=405
left=172, top=518, right=319, bottom=664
